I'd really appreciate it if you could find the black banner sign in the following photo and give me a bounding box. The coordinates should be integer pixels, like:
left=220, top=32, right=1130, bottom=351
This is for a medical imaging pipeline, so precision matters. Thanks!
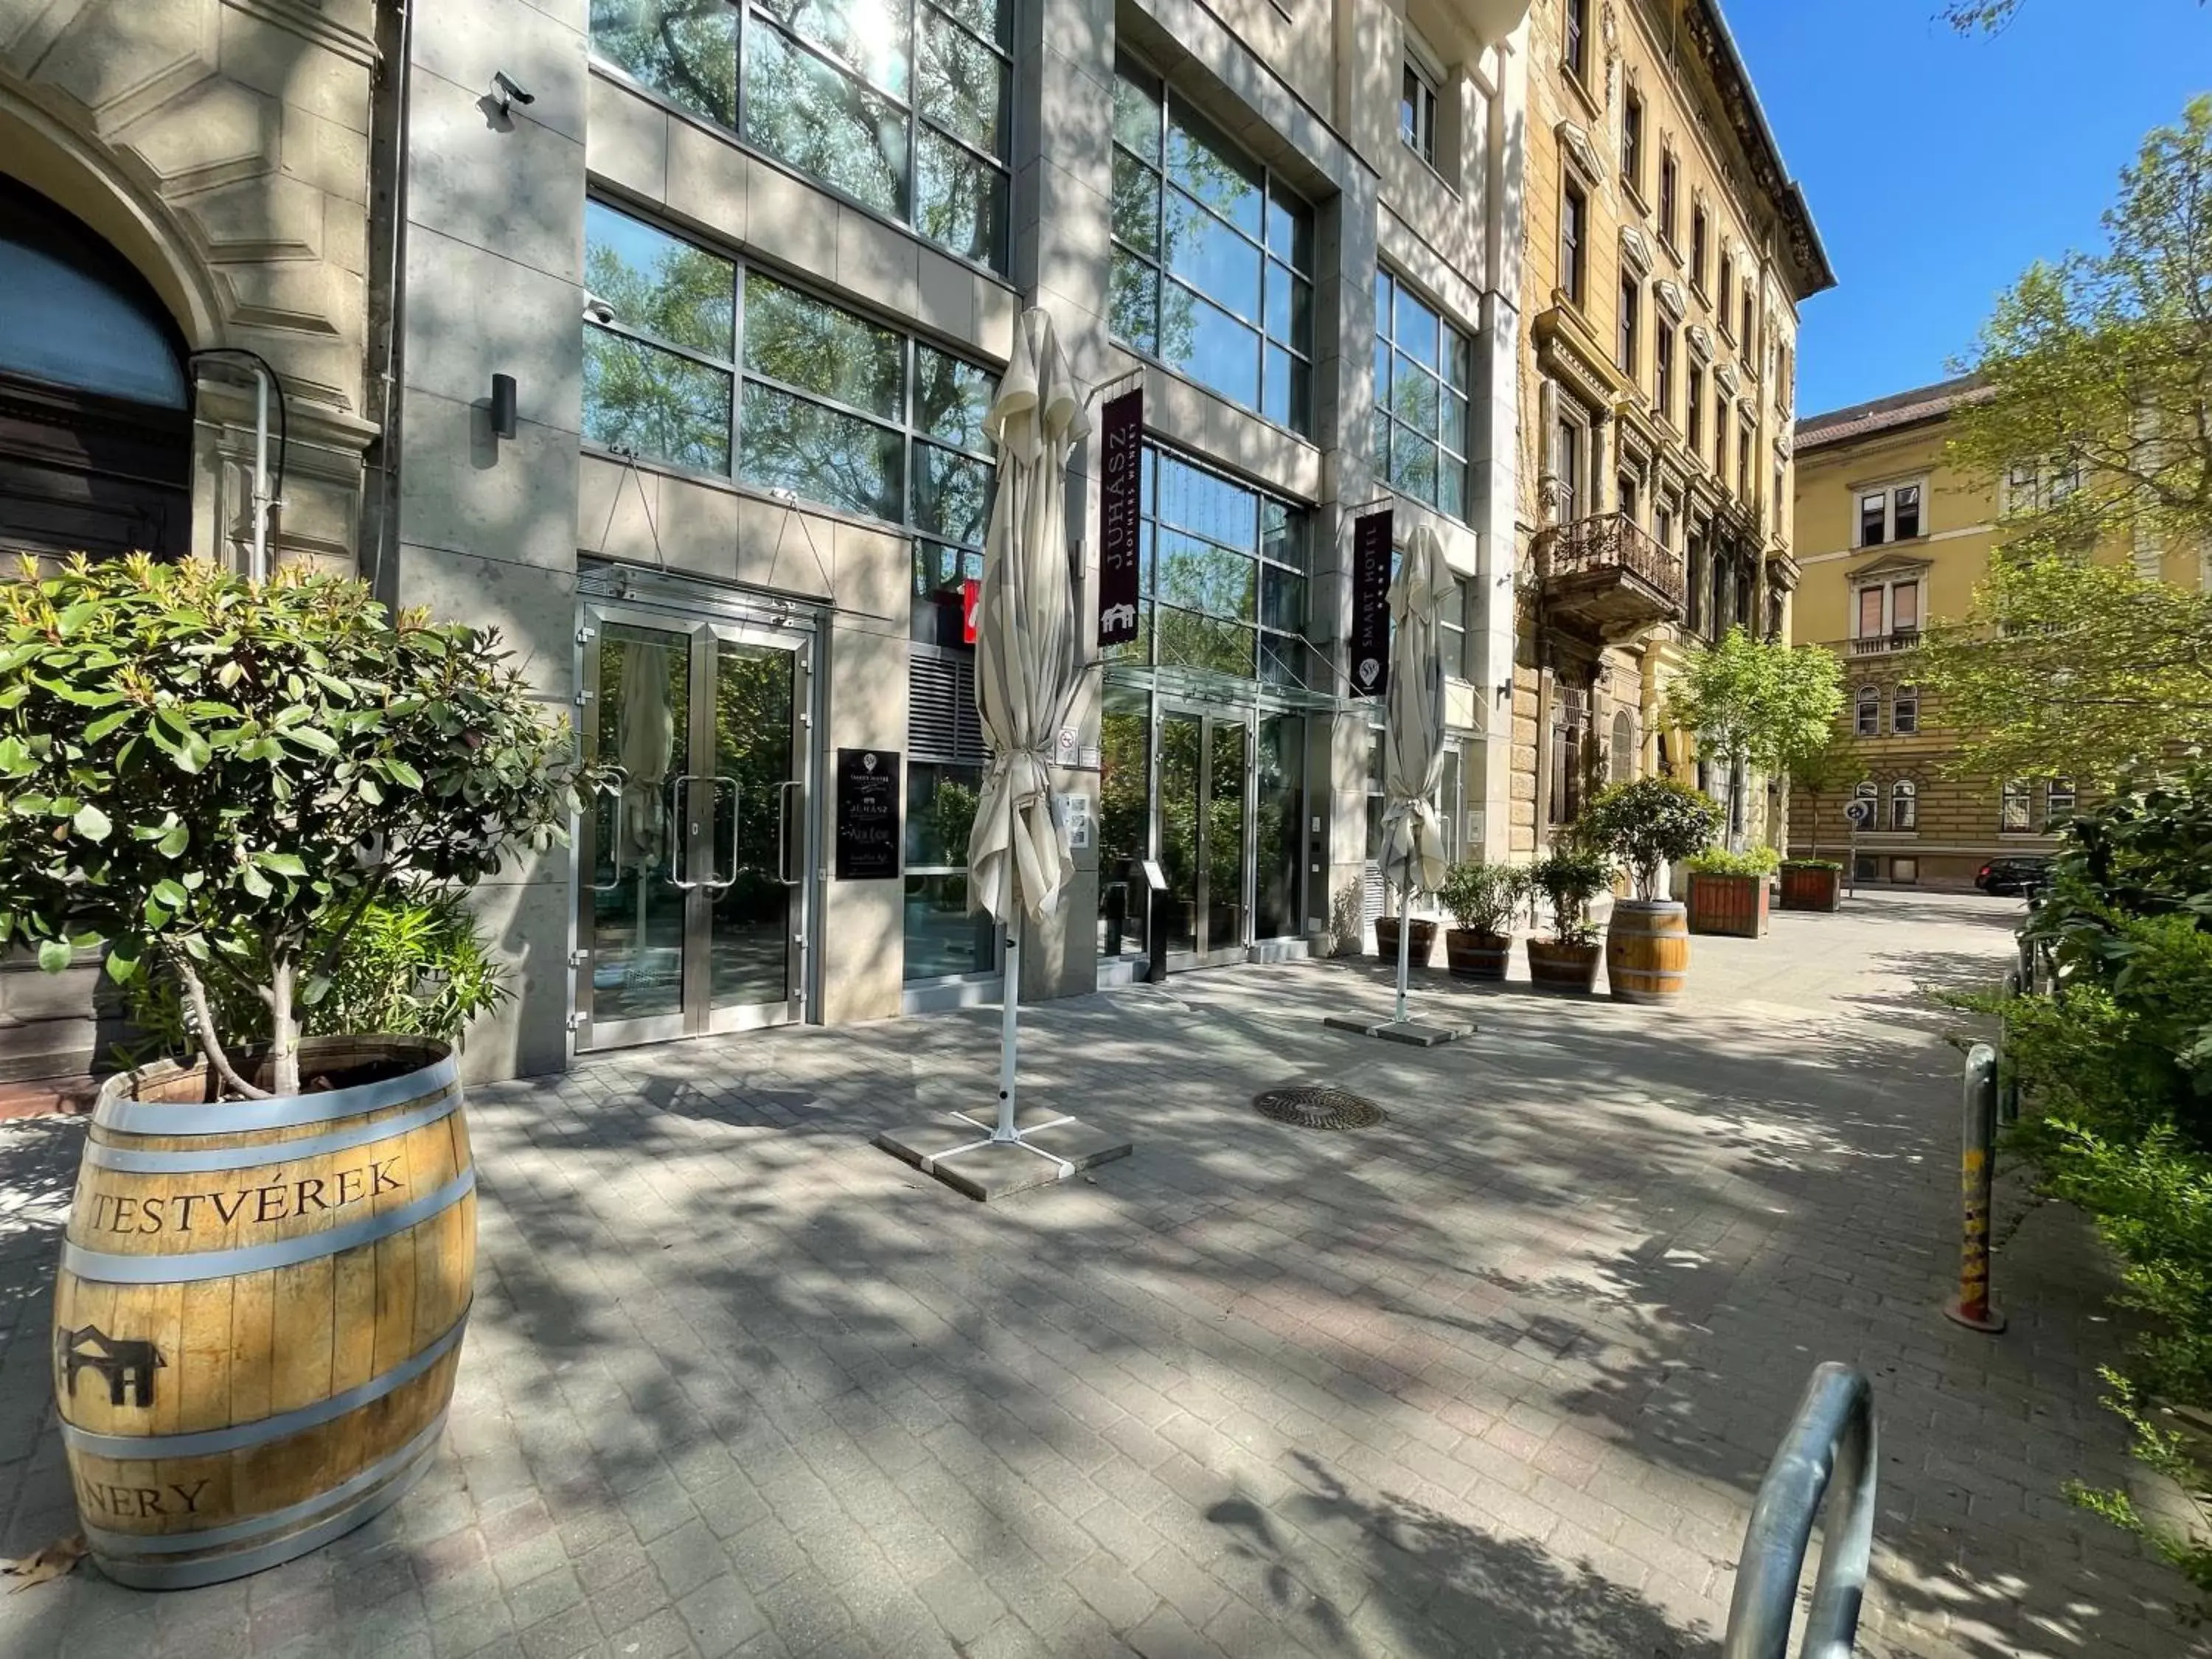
left=1349, top=509, right=1394, bottom=698
left=834, top=748, right=902, bottom=880
left=1097, top=391, right=1143, bottom=646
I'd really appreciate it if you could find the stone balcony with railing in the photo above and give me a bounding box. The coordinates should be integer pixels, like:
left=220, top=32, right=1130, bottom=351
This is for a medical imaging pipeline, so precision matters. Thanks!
left=1534, top=511, right=1686, bottom=633
left=1841, top=630, right=1922, bottom=656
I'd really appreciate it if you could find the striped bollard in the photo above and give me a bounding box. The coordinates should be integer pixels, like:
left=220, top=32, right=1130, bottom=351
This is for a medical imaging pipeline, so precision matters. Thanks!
left=1944, top=1043, right=2007, bottom=1334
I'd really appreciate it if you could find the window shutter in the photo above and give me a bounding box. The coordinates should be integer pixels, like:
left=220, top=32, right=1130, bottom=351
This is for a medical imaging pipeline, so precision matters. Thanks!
left=908, top=652, right=989, bottom=766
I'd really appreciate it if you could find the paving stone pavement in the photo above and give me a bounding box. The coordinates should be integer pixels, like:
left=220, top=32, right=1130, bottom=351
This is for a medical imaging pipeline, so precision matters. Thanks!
left=1, top=891, right=2202, bottom=1659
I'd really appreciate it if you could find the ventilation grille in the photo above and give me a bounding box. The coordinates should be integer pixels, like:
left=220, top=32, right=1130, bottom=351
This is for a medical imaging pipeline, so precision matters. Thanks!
left=909, top=650, right=988, bottom=765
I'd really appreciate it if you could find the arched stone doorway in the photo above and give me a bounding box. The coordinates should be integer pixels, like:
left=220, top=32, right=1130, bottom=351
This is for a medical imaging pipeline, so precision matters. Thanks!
left=0, top=173, right=192, bottom=560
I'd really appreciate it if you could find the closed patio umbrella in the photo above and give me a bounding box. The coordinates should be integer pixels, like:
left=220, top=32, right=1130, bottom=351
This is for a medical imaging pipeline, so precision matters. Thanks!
left=1377, top=522, right=1453, bottom=1027
left=968, top=307, right=1089, bottom=1146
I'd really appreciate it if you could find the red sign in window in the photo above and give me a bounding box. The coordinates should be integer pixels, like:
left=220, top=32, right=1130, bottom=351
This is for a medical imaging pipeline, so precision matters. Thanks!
left=961, top=578, right=981, bottom=644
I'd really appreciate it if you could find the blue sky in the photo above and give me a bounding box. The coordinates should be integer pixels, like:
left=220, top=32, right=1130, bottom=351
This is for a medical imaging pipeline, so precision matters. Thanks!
left=1724, top=0, right=2211, bottom=419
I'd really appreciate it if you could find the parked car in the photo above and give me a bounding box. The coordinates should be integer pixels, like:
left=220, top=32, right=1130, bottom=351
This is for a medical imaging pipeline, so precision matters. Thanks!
left=1976, top=855, right=2051, bottom=896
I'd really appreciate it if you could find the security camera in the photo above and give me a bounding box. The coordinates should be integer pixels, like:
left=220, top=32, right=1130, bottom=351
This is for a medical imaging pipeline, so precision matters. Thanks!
left=583, top=294, right=617, bottom=324
left=490, top=70, right=535, bottom=116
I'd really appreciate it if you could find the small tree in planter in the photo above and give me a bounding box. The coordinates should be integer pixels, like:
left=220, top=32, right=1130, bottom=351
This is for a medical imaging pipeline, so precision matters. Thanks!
left=1578, top=778, right=1722, bottom=1003
left=1526, top=844, right=1614, bottom=994
left=0, top=555, right=579, bottom=1098
left=1439, top=859, right=1528, bottom=980
left=0, top=554, right=585, bottom=1587
left=1663, top=627, right=1842, bottom=852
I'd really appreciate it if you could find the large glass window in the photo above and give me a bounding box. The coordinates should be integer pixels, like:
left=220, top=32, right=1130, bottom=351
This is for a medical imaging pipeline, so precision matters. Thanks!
left=904, top=761, right=995, bottom=980
left=1110, top=58, right=1315, bottom=432
left=1103, top=445, right=1312, bottom=689
left=582, top=201, right=995, bottom=583
left=590, top=0, right=1011, bottom=268
left=1374, top=270, right=1473, bottom=521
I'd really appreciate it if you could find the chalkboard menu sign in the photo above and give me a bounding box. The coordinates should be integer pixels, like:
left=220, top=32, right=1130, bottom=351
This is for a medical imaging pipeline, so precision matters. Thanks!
left=835, top=748, right=902, bottom=880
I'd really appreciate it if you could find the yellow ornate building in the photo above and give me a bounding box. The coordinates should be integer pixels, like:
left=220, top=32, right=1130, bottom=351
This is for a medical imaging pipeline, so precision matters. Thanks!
left=1512, top=0, right=1830, bottom=855
left=1789, top=375, right=2206, bottom=887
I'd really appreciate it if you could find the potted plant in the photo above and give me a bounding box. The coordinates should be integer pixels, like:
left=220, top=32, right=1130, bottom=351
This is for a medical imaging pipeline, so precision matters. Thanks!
left=0, top=555, right=580, bottom=1587
left=1525, top=844, right=1614, bottom=993
left=1579, top=777, right=1722, bottom=1004
left=1779, top=858, right=1844, bottom=911
left=1439, top=859, right=1527, bottom=980
left=1685, top=844, right=1781, bottom=937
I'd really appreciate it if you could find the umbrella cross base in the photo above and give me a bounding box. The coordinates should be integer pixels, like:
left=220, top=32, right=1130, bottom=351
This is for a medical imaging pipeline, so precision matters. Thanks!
left=1322, top=1015, right=1472, bottom=1047
left=876, top=1103, right=1133, bottom=1202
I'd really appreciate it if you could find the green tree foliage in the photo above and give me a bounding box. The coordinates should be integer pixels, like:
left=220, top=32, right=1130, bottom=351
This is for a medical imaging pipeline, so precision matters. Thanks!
left=1577, top=777, right=1722, bottom=900
left=1529, top=845, right=1613, bottom=947
left=1919, top=554, right=2212, bottom=788
left=1926, top=98, right=2212, bottom=782
left=1662, top=627, right=1843, bottom=840
left=1942, top=0, right=2203, bottom=32
left=0, top=557, right=581, bottom=1099
left=1786, top=727, right=1865, bottom=862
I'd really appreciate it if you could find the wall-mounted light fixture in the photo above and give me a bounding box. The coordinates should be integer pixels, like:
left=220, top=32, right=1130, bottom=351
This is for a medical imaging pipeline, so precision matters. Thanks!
left=490, top=373, right=518, bottom=440
left=489, top=71, right=535, bottom=119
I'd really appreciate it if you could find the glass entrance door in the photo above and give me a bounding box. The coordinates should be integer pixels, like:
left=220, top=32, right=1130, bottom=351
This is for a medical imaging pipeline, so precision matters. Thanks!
left=1159, top=706, right=1252, bottom=970
left=577, top=605, right=813, bottom=1048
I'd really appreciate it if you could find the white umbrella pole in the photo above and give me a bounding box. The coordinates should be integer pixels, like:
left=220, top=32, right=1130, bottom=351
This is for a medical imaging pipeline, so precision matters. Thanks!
left=996, top=923, right=1020, bottom=1141
left=1394, top=881, right=1412, bottom=1026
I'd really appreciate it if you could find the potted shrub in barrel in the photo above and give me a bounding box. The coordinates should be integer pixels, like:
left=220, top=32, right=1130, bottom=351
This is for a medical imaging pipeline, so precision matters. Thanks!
left=1779, top=858, right=1844, bottom=911
left=1579, top=777, right=1722, bottom=1004
left=1439, top=859, right=1527, bottom=981
left=1685, top=844, right=1780, bottom=937
left=1374, top=906, right=1439, bottom=968
left=0, top=555, right=580, bottom=1588
left=1524, top=844, right=1613, bottom=994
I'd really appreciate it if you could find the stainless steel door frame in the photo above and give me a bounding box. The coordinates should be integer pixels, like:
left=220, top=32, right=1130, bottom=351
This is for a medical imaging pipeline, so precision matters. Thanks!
left=1160, top=703, right=1255, bottom=972
left=573, top=600, right=816, bottom=1051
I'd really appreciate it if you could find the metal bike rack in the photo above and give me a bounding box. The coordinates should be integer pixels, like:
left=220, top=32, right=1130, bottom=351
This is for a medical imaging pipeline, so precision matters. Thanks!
left=1722, top=1362, right=1879, bottom=1659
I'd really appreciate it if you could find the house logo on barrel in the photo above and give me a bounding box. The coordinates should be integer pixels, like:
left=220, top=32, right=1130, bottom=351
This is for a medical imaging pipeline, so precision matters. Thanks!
left=57, top=1324, right=164, bottom=1408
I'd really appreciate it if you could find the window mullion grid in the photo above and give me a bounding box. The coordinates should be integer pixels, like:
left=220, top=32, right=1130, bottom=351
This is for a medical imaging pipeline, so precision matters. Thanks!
left=586, top=317, right=737, bottom=379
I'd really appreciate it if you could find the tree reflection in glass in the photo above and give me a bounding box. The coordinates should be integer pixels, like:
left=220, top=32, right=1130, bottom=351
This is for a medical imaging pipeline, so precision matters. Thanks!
left=591, top=0, right=738, bottom=125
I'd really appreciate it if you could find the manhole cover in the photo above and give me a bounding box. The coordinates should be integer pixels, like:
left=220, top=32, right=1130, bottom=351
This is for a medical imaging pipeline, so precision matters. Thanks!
left=1252, top=1087, right=1385, bottom=1130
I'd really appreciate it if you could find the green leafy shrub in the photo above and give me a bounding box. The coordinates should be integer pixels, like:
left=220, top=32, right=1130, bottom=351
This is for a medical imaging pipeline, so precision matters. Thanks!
left=121, top=888, right=509, bottom=1058
left=1531, top=846, right=1613, bottom=947
left=0, top=555, right=582, bottom=1098
left=1439, top=860, right=1528, bottom=936
left=1686, top=844, right=1781, bottom=877
left=1577, top=777, right=1722, bottom=900
left=1781, top=858, right=1842, bottom=872
left=1987, top=765, right=2212, bottom=1602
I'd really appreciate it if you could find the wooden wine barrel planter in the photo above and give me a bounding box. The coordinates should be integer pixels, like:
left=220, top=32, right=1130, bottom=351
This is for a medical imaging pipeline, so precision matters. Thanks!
left=1686, top=872, right=1771, bottom=938
left=1374, top=917, right=1439, bottom=966
left=1445, top=929, right=1511, bottom=980
left=1779, top=863, right=1843, bottom=912
left=1605, top=901, right=1689, bottom=1005
left=52, top=1035, right=474, bottom=1590
left=1524, top=939, right=1601, bottom=994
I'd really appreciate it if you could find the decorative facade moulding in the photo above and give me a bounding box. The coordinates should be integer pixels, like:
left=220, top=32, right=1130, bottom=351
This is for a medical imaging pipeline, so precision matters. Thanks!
left=1555, top=120, right=1608, bottom=188
left=1714, top=362, right=1741, bottom=398
left=1653, top=278, right=1686, bottom=321
left=1533, top=305, right=1627, bottom=411
left=1686, top=324, right=1714, bottom=364
left=1773, top=430, right=1792, bottom=460
left=1618, top=224, right=1655, bottom=279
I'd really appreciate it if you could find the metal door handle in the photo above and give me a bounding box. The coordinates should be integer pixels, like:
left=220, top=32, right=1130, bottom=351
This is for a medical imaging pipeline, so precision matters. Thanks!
left=667, top=775, right=703, bottom=890
left=700, top=776, right=741, bottom=893
left=776, top=780, right=803, bottom=886
left=588, top=767, right=629, bottom=894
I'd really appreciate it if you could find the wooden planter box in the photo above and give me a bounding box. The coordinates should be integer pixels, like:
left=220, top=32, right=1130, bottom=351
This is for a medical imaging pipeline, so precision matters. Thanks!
left=1525, top=938, right=1601, bottom=994
left=1687, top=872, right=1771, bottom=938
left=1444, top=928, right=1512, bottom=980
left=1374, top=917, right=1439, bottom=967
left=1779, top=863, right=1843, bottom=912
